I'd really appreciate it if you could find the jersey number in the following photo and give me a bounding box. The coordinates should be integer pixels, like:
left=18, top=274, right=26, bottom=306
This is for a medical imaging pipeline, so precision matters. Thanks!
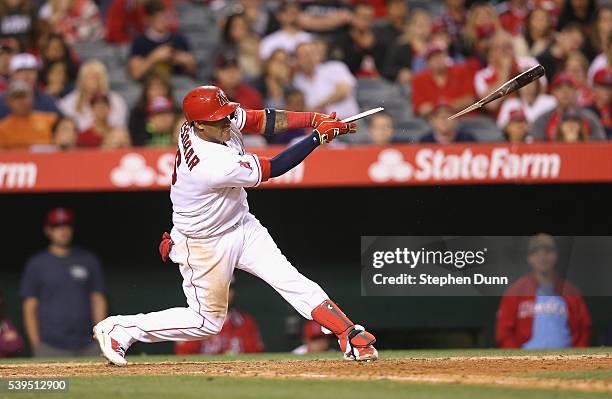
left=171, top=150, right=181, bottom=185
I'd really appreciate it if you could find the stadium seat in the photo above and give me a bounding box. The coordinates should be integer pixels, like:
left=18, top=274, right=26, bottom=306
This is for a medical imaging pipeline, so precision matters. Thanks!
left=395, top=118, right=430, bottom=143
left=456, top=117, right=504, bottom=142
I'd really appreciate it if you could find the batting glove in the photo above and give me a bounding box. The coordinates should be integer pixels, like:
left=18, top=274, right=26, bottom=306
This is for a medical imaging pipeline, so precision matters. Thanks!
left=313, top=112, right=357, bottom=144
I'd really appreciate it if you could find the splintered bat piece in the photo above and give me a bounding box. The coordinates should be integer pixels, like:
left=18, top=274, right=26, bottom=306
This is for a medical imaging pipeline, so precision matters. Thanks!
left=448, top=64, right=545, bottom=120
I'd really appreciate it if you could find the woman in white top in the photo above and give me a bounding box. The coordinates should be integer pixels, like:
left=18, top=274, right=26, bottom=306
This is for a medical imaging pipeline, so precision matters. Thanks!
left=59, top=60, right=128, bottom=132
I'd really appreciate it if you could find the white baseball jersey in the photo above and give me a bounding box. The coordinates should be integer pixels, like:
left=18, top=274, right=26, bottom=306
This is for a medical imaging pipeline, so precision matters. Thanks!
left=170, top=107, right=267, bottom=238
left=95, top=104, right=332, bottom=353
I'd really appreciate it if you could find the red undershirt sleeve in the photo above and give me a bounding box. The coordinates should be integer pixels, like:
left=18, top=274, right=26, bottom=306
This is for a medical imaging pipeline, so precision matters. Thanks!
left=258, top=156, right=271, bottom=182
left=286, top=111, right=314, bottom=129
left=243, top=110, right=265, bottom=134
left=243, top=110, right=315, bottom=134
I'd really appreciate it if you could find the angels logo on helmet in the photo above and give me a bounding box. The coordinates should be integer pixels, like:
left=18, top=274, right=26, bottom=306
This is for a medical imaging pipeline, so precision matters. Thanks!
left=217, top=91, right=229, bottom=107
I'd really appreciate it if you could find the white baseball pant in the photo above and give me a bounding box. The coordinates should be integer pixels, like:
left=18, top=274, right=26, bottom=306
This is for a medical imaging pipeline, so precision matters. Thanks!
left=99, top=213, right=329, bottom=348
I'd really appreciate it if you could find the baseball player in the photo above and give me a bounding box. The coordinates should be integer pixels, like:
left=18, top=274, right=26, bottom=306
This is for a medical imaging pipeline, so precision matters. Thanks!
left=93, top=85, right=378, bottom=365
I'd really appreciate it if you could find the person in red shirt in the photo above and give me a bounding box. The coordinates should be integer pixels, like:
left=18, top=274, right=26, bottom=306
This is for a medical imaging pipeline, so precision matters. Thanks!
left=0, top=289, right=24, bottom=358
left=412, top=43, right=475, bottom=117
left=105, top=0, right=178, bottom=45
left=498, top=0, right=529, bottom=36
left=213, top=49, right=263, bottom=111
left=496, top=234, right=591, bottom=349
left=292, top=320, right=333, bottom=354
left=174, top=278, right=264, bottom=355
left=587, top=67, right=612, bottom=139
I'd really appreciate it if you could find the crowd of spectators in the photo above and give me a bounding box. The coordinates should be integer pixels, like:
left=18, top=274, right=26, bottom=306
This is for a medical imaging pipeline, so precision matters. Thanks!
left=0, top=0, right=611, bottom=151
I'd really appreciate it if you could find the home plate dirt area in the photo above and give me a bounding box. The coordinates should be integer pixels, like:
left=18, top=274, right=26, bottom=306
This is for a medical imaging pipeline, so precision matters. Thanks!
left=2, top=354, right=612, bottom=393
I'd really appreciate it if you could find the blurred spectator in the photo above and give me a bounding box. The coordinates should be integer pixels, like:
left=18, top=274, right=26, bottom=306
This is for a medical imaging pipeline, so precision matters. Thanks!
left=128, top=0, right=196, bottom=80
left=31, top=18, right=51, bottom=55
left=374, top=0, right=407, bottom=62
left=39, top=33, right=78, bottom=83
left=563, top=50, right=592, bottom=106
left=588, top=32, right=612, bottom=83
left=51, top=115, right=78, bottom=150
left=293, top=41, right=358, bottom=119
left=496, top=233, right=591, bottom=349
left=101, top=125, right=130, bottom=149
left=76, top=92, right=113, bottom=147
left=0, top=0, right=36, bottom=50
left=383, top=8, right=432, bottom=81
left=0, top=289, right=24, bottom=357
left=234, top=0, right=279, bottom=37
left=0, top=52, right=61, bottom=117
left=364, top=111, right=395, bottom=145
left=532, top=72, right=606, bottom=140
left=437, top=0, right=467, bottom=53
left=537, top=23, right=585, bottom=81
left=412, top=43, right=475, bottom=118
left=213, top=49, right=262, bottom=110
left=461, top=2, right=500, bottom=59
left=222, top=12, right=261, bottom=79
left=252, top=49, right=291, bottom=109
left=329, top=2, right=383, bottom=77
left=38, top=0, right=103, bottom=44
left=497, top=68, right=556, bottom=128
left=259, top=1, right=311, bottom=61
left=475, top=31, right=538, bottom=113
left=557, top=107, right=590, bottom=142
left=420, top=102, right=476, bottom=144
left=297, top=0, right=352, bottom=35
left=129, top=72, right=174, bottom=146
left=267, top=88, right=306, bottom=144
left=40, top=60, right=73, bottom=98
left=292, top=320, right=332, bottom=354
left=589, top=5, right=612, bottom=58
left=430, top=20, right=463, bottom=63
left=497, top=0, right=529, bottom=36
left=586, top=67, right=612, bottom=139
left=59, top=60, right=127, bottom=131
left=503, top=108, right=532, bottom=143
left=105, top=0, right=178, bottom=45
left=557, top=0, right=596, bottom=32
left=0, top=80, right=57, bottom=149
left=0, top=38, right=17, bottom=92
left=174, top=278, right=264, bottom=355
left=141, top=95, right=175, bottom=147
left=513, top=6, right=553, bottom=58
left=21, top=208, right=107, bottom=357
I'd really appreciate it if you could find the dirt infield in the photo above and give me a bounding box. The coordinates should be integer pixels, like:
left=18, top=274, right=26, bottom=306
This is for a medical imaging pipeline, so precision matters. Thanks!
left=2, top=354, right=612, bottom=392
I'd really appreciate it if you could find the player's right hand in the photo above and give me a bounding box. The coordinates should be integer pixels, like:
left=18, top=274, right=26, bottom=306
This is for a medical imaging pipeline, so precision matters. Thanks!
left=314, top=112, right=356, bottom=144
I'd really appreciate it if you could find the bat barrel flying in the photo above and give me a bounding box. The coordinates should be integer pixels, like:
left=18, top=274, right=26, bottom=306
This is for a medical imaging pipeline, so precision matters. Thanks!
left=448, top=64, right=545, bottom=120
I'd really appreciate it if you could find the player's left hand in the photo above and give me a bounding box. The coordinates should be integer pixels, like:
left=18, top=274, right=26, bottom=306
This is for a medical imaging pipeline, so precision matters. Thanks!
left=314, top=112, right=357, bottom=144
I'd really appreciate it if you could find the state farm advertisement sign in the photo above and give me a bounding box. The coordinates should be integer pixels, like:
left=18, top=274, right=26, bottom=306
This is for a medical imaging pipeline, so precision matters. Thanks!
left=0, top=143, right=610, bottom=192
left=368, top=147, right=561, bottom=182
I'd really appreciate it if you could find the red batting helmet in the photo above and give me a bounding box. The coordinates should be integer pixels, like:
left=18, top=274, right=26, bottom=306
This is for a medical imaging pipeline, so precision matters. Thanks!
left=182, top=85, right=239, bottom=123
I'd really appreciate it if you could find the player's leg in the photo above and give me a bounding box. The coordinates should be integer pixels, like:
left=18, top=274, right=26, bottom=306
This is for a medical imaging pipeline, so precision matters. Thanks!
left=235, top=213, right=377, bottom=361
left=94, top=229, right=238, bottom=365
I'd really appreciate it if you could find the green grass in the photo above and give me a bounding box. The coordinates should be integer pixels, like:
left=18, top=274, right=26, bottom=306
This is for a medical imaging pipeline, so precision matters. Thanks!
left=1, top=376, right=610, bottom=399
left=2, top=348, right=612, bottom=399
left=526, top=369, right=612, bottom=380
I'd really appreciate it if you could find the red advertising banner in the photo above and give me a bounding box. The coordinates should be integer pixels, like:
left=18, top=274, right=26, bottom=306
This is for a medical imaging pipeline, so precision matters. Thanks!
left=0, top=142, right=611, bottom=192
